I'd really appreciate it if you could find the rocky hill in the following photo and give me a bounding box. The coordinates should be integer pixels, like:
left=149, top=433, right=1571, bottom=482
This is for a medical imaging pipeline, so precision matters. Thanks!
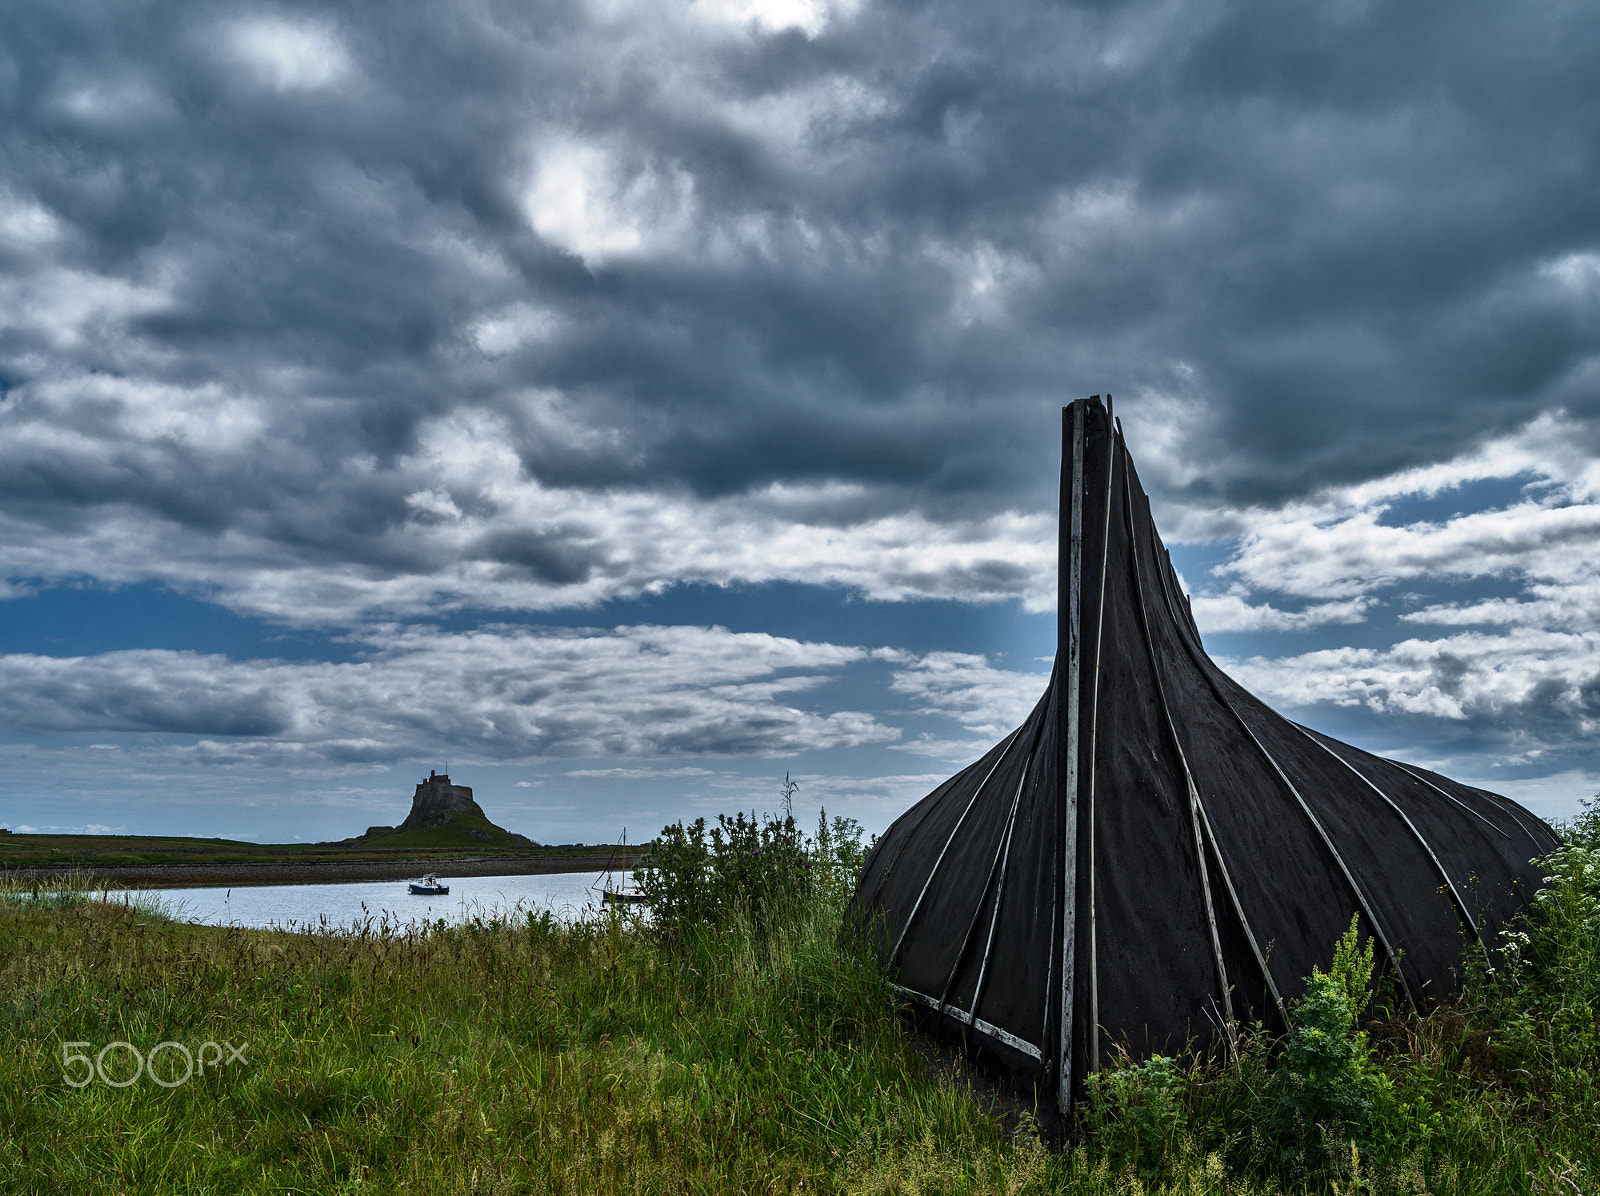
left=360, top=771, right=534, bottom=849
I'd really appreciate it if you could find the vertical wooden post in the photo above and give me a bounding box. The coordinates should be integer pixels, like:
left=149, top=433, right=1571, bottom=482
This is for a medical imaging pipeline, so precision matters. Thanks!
left=1057, top=400, right=1084, bottom=1109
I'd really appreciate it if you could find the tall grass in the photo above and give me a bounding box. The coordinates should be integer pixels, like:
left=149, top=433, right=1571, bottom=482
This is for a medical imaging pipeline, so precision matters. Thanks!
left=1, top=845, right=1042, bottom=1194
left=0, top=868, right=181, bottom=919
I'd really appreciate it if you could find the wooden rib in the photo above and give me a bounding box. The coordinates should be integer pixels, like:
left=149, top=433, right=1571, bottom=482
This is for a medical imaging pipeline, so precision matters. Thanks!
left=1057, top=400, right=1085, bottom=1108
left=1481, top=786, right=1559, bottom=849
left=1196, top=671, right=1416, bottom=1010
left=964, top=741, right=1034, bottom=1025
left=1131, top=496, right=1417, bottom=1011
left=1042, top=866, right=1058, bottom=1055
left=1442, top=772, right=1552, bottom=851
left=894, top=985, right=1043, bottom=1060
left=1192, top=801, right=1290, bottom=1027
left=1084, top=394, right=1116, bottom=1074
left=889, top=722, right=1028, bottom=964
left=1118, top=433, right=1234, bottom=1032
left=935, top=707, right=1042, bottom=1015
left=1465, top=786, right=1550, bottom=849
left=1295, top=724, right=1489, bottom=962
left=1142, top=524, right=1289, bottom=1028
left=1381, top=760, right=1512, bottom=841
left=865, top=774, right=960, bottom=904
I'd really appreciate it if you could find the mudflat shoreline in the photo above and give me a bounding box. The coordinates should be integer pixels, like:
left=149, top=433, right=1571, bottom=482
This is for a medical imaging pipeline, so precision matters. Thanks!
left=2, top=852, right=644, bottom=889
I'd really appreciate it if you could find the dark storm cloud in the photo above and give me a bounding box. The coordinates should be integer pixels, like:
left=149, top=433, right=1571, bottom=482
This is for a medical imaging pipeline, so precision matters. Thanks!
left=2, top=0, right=1599, bottom=614
left=0, top=651, right=291, bottom=736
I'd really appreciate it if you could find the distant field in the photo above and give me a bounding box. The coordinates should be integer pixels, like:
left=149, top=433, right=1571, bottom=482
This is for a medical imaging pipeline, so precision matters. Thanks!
left=0, top=831, right=644, bottom=887
left=0, top=832, right=614, bottom=868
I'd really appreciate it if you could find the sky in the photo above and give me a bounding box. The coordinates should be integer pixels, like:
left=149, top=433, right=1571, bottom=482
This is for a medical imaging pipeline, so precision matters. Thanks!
left=2, top=0, right=1598, bottom=844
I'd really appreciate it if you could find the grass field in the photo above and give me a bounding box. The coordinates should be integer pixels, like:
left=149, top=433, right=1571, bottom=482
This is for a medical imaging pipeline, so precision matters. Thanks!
left=1, top=805, right=1596, bottom=1194
left=0, top=828, right=611, bottom=870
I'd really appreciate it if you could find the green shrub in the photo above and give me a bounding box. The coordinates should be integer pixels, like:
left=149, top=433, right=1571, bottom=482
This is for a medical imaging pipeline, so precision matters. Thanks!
left=1562, top=793, right=1600, bottom=850
left=637, top=775, right=867, bottom=942
left=1082, top=1052, right=1189, bottom=1181
left=1070, top=809, right=1600, bottom=1190
left=1265, top=917, right=1393, bottom=1173
left=635, top=813, right=715, bottom=936
left=1082, top=915, right=1411, bottom=1184
left=1476, top=798, right=1600, bottom=1086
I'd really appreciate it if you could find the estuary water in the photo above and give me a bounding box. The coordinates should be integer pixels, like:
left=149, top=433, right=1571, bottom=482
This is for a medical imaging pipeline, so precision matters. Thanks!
left=120, top=870, right=638, bottom=931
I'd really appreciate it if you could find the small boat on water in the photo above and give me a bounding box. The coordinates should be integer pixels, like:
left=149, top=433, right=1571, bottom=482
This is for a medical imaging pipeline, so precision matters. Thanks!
left=408, top=873, right=449, bottom=895
left=598, top=829, right=648, bottom=906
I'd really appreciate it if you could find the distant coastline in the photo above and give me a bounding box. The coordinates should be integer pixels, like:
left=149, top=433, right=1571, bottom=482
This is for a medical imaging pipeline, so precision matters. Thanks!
left=1, top=852, right=644, bottom=889
left=0, top=831, right=646, bottom=889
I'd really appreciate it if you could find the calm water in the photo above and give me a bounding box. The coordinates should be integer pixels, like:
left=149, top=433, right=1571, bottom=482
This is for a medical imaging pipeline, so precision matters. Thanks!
left=119, top=870, right=638, bottom=931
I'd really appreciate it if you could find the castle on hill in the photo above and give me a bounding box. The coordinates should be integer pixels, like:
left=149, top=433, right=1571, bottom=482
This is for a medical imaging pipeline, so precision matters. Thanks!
left=361, top=770, right=531, bottom=844
left=400, top=770, right=488, bottom=832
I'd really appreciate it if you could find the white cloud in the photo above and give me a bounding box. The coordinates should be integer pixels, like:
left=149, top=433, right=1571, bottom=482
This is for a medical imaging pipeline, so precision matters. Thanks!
left=0, top=623, right=898, bottom=762
left=922, top=239, right=1042, bottom=329
left=225, top=16, right=353, bottom=92
left=888, top=733, right=1003, bottom=763
left=690, top=0, right=859, bottom=39
left=731, top=770, right=949, bottom=823
left=1221, top=627, right=1600, bottom=732
left=469, top=303, right=563, bottom=356
left=1180, top=412, right=1600, bottom=632
left=524, top=140, right=696, bottom=266
left=45, top=71, right=175, bottom=129
left=0, top=188, right=65, bottom=250
left=1490, top=770, right=1600, bottom=824
left=1400, top=574, right=1600, bottom=631
left=0, top=264, right=176, bottom=353
left=563, top=766, right=719, bottom=779
left=718, top=74, right=889, bottom=158
left=0, top=394, right=1058, bottom=622
left=1190, top=591, right=1373, bottom=633
left=1155, top=411, right=1600, bottom=789
left=1221, top=499, right=1600, bottom=602
left=1542, top=252, right=1600, bottom=292
left=890, top=651, right=1050, bottom=744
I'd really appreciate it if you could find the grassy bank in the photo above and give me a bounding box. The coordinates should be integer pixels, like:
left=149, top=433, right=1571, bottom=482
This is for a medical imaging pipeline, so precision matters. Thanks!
left=1, top=805, right=1597, bottom=1194
left=0, top=868, right=1029, bottom=1194
left=0, top=831, right=613, bottom=870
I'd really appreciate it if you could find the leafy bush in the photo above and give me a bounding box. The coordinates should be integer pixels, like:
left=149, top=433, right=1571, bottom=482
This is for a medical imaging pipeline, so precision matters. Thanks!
left=1082, top=914, right=1413, bottom=1185
left=1266, top=915, right=1394, bottom=1172
left=1474, top=795, right=1600, bottom=1088
left=634, top=813, right=716, bottom=935
left=1082, top=1052, right=1189, bottom=1181
left=1562, top=793, right=1600, bottom=850
left=637, top=775, right=868, bottom=941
